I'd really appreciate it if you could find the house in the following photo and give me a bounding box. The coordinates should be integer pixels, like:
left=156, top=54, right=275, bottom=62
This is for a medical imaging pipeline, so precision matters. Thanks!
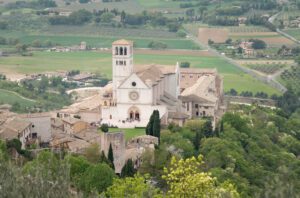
left=19, top=113, right=52, bottom=144
left=0, top=118, right=33, bottom=149
left=62, top=117, right=88, bottom=134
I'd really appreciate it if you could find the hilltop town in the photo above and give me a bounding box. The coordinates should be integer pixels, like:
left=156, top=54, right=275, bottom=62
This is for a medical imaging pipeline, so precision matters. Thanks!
left=0, top=0, right=299, bottom=197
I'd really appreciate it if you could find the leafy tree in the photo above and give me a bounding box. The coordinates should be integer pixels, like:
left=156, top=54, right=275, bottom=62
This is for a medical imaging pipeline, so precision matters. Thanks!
left=99, top=151, right=110, bottom=164
left=148, top=41, right=167, bottom=50
left=121, top=159, right=135, bottom=177
left=162, top=155, right=240, bottom=197
left=251, top=39, right=267, bottom=49
left=176, top=30, right=186, bottom=38
left=180, top=62, right=190, bottom=68
left=84, top=143, right=100, bottom=163
left=80, top=163, right=115, bottom=194
left=203, top=120, right=213, bottom=138
left=106, top=174, right=162, bottom=197
left=108, top=143, right=115, bottom=170
left=100, top=123, right=109, bottom=132
left=65, top=155, right=90, bottom=188
left=100, top=12, right=114, bottom=23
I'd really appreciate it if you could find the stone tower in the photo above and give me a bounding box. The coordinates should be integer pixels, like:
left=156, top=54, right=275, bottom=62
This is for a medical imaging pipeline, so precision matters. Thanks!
left=112, top=39, right=134, bottom=100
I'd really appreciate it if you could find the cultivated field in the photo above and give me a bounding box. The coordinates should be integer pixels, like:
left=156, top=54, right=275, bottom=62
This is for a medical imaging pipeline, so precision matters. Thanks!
left=0, top=51, right=280, bottom=95
left=284, top=28, right=300, bottom=40
left=0, top=89, right=35, bottom=107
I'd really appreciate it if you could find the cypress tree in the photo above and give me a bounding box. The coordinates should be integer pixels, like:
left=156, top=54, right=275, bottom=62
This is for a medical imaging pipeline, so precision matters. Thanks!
left=203, top=120, right=213, bottom=138
left=121, top=159, right=135, bottom=178
left=108, top=143, right=115, bottom=170
left=193, top=130, right=201, bottom=151
left=99, top=151, right=110, bottom=164
left=146, top=111, right=155, bottom=135
left=153, top=110, right=161, bottom=143
left=220, top=120, right=224, bottom=133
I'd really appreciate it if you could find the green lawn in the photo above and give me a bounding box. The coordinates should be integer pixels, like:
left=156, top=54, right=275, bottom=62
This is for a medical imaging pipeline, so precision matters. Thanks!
left=0, top=51, right=280, bottom=95
left=136, top=0, right=182, bottom=9
left=107, top=128, right=146, bottom=140
left=0, top=89, right=35, bottom=107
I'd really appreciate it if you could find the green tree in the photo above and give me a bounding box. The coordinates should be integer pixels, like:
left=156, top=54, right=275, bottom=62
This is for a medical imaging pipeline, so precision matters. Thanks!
left=203, top=120, right=213, bottom=138
left=100, top=123, right=109, bottom=132
left=100, top=12, right=114, bottom=23
left=121, top=159, right=135, bottom=178
left=108, top=143, right=115, bottom=170
left=80, top=163, right=115, bottom=194
left=146, top=112, right=154, bottom=135
left=106, top=174, right=162, bottom=197
left=180, top=62, right=190, bottom=68
left=153, top=110, right=161, bottom=142
left=84, top=143, right=100, bottom=163
left=162, top=155, right=240, bottom=197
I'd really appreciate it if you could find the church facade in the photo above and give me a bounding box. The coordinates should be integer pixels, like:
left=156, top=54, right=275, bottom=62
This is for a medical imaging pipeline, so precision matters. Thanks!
left=99, top=39, right=224, bottom=128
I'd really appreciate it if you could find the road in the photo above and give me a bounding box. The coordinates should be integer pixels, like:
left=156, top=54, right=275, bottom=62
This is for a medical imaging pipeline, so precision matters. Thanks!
left=269, top=12, right=300, bottom=44
left=185, top=31, right=287, bottom=93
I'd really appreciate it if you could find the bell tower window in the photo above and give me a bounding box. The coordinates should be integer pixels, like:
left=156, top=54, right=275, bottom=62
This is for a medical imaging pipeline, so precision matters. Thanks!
left=115, top=47, right=119, bottom=55
left=120, top=47, right=123, bottom=55
left=124, top=47, right=127, bottom=55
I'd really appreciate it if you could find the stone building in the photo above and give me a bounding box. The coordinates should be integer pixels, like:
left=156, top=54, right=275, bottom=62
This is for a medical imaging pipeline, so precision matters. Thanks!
left=99, top=39, right=224, bottom=128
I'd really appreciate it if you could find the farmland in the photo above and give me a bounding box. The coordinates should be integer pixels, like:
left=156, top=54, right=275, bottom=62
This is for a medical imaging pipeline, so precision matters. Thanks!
left=279, top=65, right=300, bottom=93
left=284, top=28, right=300, bottom=40
left=245, top=64, right=285, bottom=75
left=0, top=51, right=280, bottom=95
left=0, top=89, right=35, bottom=108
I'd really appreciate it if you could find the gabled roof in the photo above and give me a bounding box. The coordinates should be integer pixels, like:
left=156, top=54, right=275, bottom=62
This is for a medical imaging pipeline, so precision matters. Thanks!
left=112, top=39, right=133, bottom=45
left=136, top=65, right=164, bottom=86
left=181, top=75, right=217, bottom=103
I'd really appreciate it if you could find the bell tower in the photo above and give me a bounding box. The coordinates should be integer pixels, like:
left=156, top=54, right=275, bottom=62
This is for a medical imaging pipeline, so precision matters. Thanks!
left=112, top=39, right=134, bottom=100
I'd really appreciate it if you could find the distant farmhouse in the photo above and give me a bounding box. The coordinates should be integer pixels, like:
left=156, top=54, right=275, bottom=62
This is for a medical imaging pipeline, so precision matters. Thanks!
left=61, top=39, right=225, bottom=128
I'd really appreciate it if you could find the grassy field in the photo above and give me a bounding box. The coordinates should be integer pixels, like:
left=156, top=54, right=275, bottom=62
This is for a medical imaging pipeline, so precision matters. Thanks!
left=18, top=35, right=199, bottom=50
left=107, top=128, right=146, bottom=140
left=0, top=51, right=280, bottom=95
left=284, top=28, right=300, bottom=40
left=0, top=89, right=35, bottom=107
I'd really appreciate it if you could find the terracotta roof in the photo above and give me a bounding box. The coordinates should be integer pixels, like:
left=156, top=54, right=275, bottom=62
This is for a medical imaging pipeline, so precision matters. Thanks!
left=112, top=39, right=133, bottom=45
left=0, top=127, right=18, bottom=140
left=5, top=118, right=31, bottom=132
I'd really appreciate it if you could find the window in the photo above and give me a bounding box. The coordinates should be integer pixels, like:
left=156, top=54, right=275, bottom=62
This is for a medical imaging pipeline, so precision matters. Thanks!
left=195, top=104, right=198, bottom=108
left=132, top=82, right=136, bottom=87
left=196, top=111, right=199, bottom=116
left=120, top=47, right=123, bottom=55
left=182, top=75, right=185, bottom=78
left=124, top=47, right=127, bottom=55
left=115, top=47, right=119, bottom=55
left=190, top=75, right=193, bottom=78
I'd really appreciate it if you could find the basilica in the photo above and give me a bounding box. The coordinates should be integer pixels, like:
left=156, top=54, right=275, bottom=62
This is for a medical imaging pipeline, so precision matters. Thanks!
left=98, top=39, right=225, bottom=128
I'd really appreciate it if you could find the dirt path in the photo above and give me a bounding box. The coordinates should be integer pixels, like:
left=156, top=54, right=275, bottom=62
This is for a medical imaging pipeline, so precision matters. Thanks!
left=0, top=89, right=36, bottom=102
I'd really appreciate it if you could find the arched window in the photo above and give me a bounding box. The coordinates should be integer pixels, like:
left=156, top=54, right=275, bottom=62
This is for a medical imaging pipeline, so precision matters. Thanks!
left=120, top=47, right=123, bottom=55
left=124, top=47, right=127, bottom=55
left=115, top=47, right=119, bottom=55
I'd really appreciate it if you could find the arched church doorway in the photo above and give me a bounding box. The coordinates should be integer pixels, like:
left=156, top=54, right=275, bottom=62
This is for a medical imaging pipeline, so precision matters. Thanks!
left=128, top=106, right=140, bottom=121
